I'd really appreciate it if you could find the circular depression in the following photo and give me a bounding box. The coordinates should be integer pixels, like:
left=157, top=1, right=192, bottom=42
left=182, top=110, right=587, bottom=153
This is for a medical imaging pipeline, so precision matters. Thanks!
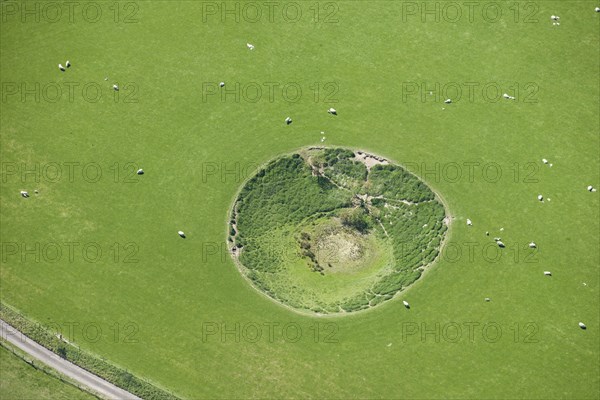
left=227, top=147, right=448, bottom=314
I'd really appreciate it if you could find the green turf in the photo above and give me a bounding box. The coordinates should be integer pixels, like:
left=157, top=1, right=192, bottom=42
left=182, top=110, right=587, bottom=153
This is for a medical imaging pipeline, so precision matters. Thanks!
left=1, top=0, right=598, bottom=398
left=0, top=345, right=96, bottom=400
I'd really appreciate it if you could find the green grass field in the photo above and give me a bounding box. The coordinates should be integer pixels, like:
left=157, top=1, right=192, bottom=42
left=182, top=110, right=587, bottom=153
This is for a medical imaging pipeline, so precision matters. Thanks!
left=1, top=1, right=599, bottom=399
left=0, top=345, right=96, bottom=400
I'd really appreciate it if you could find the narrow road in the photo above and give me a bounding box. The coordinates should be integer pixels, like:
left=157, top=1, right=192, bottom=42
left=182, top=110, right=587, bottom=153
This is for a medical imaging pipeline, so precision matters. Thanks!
left=0, top=319, right=141, bottom=400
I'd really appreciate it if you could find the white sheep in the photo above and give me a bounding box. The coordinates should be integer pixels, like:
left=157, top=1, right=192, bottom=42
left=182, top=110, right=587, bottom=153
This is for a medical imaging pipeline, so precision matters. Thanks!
left=551, top=15, right=560, bottom=21
left=497, top=241, right=505, bottom=248
left=219, top=82, right=225, bottom=87
left=402, top=300, right=410, bottom=308
left=58, top=64, right=65, bottom=71
left=538, top=194, right=543, bottom=201
left=178, top=231, right=186, bottom=238
left=529, top=242, right=537, bottom=248
left=595, top=7, right=600, bottom=12
left=544, top=271, right=552, bottom=276
left=66, top=60, right=71, bottom=68
left=466, top=218, right=472, bottom=226
left=20, top=190, right=29, bottom=198
left=285, top=117, right=292, bottom=125
left=328, top=108, right=337, bottom=115
left=137, top=169, right=144, bottom=175
left=542, top=158, right=548, bottom=164
left=113, top=84, right=119, bottom=91
left=578, top=322, right=586, bottom=329
left=246, top=43, right=255, bottom=50
left=485, top=297, right=491, bottom=302
left=444, top=98, right=452, bottom=104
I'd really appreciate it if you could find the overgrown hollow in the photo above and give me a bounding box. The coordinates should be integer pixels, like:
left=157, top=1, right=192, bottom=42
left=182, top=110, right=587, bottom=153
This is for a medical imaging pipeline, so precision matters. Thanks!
left=228, top=148, right=448, bottom=314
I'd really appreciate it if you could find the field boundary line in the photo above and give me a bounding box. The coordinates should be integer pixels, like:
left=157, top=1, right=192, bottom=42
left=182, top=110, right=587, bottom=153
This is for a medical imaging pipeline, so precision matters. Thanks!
left=0, top=319, right=141, bottom=400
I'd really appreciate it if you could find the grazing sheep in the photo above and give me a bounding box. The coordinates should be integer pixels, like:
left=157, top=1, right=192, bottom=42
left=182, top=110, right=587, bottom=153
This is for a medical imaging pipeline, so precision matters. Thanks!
left=529, top=242, right=537, bottom=248
left=596, top=7, right=600, bottom=12
left=20, top=191, right=29, bottom=198
left=497, top=241, right=505, bottom=248
left=538, top=194, right=543, bottom=201
left=485, top=231, right=489, bottom=236
left=178, top=231, right=186, bottom=238
left=466, top=218, right=472, bottom=226
left=321, top=137, right=326, bottom=142
left=494, top=237, right=501, bottom=242
left=550, top=15, right=559, bottom=20
left=544, top=271, right=552, bottom=276
left=588, top=185, right=596, bottom=192
left=246, top=43, right=255, bottom=50
left=58, top=64, right=65, bottom=71
left=219, top=82, right=225, bottom=87
left=285, top=117, right=292, bottom=125
left=485, top=297, right=491, bottom=302
left=66, top=60, right=71, bottom=68
left=444, top=98, right=452, bottom=104
left=327, top=108, right=337, bottom=115
left=578, top=322, right=586, bottom=329
left=113, top=84, right=119, bottom=91
left=137, top=169, right=144, bottom=175
left=403, top=300, right=410, bottom=309
left=542, top=158, right=548, bottom=164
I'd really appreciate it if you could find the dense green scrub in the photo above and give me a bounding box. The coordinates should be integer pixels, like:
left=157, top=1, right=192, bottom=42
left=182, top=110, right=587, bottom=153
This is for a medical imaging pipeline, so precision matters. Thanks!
left=231, top=148, right=447, bottom=313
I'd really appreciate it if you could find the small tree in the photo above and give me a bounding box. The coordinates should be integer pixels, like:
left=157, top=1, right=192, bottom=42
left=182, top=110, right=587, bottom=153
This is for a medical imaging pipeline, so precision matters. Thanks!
left=57, top=345, right=67, bottom=359
left=341, top=208, right=370, bottom=233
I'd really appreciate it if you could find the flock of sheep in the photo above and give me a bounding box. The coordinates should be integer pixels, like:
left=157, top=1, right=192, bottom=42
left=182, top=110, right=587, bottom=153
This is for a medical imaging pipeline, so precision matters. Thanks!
left=45, top=18, right=597, bottom=329
left=463, top=155, right=596, bottom=330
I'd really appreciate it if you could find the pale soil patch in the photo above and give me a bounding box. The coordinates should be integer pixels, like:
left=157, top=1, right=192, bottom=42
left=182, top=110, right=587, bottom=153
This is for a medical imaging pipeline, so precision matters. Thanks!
left=353, top=151, right=389, bottom=170
left=316, top=232, right=363, bottom=263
